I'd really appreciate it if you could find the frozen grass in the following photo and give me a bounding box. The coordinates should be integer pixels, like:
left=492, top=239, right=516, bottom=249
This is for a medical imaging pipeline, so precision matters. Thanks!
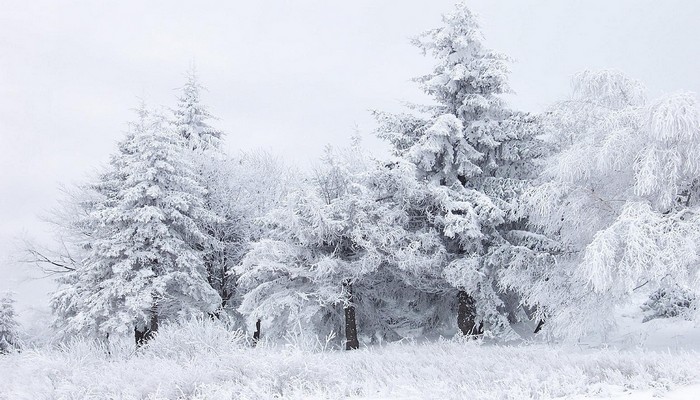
left=1, top=319, right=699, bottom=399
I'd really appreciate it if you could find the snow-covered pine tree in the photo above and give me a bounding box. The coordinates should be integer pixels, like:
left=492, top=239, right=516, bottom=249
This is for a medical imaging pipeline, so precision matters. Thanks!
left=0, top=292, right=19, bottom=354
left=51, top=102, right=150, bottom=337
left=172, top=67, right=224, bottom=152
left=52, top=104, right=221, bottom=344
left=357, top=158, right=464, bottom=341
left=520, top=70, right=700, bottom=339
left=374, top=2, right=545, bottom=338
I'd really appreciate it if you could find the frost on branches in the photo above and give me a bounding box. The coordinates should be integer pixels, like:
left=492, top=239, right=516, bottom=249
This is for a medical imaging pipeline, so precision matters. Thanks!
left=43, top=72, right=289, bottom=342
left=196, top=151, right=293, bottom=325
left=236, top=140, right=456, bottom=348
left=373, top=2, right=546, bottom=338
left=0, top=293, right=19, bottom=354
left=641, top=284, right=697, bottom=323
left=51, top=104, right=221, bottom=343
left=171, top=69, right=240, bottom=321
left=520, top=70, right=700, bottom=339
left=238, top=143, right=381, bottom=349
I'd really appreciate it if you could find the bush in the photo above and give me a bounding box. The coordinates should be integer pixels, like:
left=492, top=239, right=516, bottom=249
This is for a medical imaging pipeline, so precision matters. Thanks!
left=642, top=286, right=697, bottom=322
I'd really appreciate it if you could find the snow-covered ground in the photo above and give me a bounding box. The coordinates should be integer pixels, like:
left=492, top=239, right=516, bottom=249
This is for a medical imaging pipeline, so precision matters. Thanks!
left=1, top=318, right=699, bottom=399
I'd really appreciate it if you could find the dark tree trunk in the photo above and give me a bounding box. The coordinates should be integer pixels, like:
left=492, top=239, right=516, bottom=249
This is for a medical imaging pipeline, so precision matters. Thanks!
left=533, top=319, right=545, bottom=334
left=252, top=319, right=261, bottom=347
left=216, top=263, right=232, bottom=320
left=457, top=290, right=483, bottom=336
left=343, top=281, right=359, bottom=350
left=134, top=312, right=159, bottom=347
left=149, top=312, right=159, bottom=336
left=522, top=305, right=545, bottom=334
left=134, top=326, right=145, bottom=346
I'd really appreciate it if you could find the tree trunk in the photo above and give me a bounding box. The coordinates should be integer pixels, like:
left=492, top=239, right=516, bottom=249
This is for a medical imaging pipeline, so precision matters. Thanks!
left=343, top=281, right=359, bottom=350
left=533, top=319, right=545, bottom=334
left=149, top=312, right=159, bottom=338
left=522, top=305, right=545, bottom=334
left=457, top=290, right=483, bottom=336
left=134, top=311, right=159, bottom=347
left=252, top=319, right=261, bottom=347
left=216, top=263, right=231, bottom=319
left=134, top=326, right=145, bottom=347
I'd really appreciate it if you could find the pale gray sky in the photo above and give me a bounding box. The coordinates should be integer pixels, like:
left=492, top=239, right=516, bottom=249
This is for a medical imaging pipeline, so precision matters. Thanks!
left=2, top=0, right=700, bottom=324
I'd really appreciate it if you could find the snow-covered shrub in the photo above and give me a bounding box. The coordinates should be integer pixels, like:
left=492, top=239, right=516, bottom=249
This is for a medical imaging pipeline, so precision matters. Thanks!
left=642, top=286, right=697, bottom=322
left=140, top=317, right=248, bottom=361
left=0, top=292, right=20, bottom=354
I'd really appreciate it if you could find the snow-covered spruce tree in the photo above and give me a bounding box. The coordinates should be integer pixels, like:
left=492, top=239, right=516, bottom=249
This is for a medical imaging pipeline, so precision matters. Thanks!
left=0, top=292, right=20, bottom=354
left=373, top=2, right=545, bottom=338
left=519, top=69, right=700, bottom=339
left=237, top=142, right=412, bottom=349
left=358, top=158, right=469, bottom=341
left=172, top=67, right=224, bottom=152
left=52, top=104, right=220, bottom=344
left=50, top=102, right=151, bottom=336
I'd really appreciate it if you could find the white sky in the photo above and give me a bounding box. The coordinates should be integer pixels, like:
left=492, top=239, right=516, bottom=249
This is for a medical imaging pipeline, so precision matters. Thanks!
left=2, top=0, right=700, bottom=323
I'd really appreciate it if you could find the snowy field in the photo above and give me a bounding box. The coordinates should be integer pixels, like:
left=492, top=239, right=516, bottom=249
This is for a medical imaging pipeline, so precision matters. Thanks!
left=2, top=319, right=700, bottom=400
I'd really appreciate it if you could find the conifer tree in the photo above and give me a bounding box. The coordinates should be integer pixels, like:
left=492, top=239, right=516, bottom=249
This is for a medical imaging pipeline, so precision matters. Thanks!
left=51, top=102, right=149, bottom=337
left=374, top=2, right=546, bottom=337
left=0, top=292, right=19, bottom=354
left=52, top=104, right=221, bottom=343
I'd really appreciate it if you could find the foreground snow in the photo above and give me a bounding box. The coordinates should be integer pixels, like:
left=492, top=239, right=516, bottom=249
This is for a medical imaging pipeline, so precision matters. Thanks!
left=1, top=320, right=699, bottom=399
left=574, top=385, right=700, bottom=400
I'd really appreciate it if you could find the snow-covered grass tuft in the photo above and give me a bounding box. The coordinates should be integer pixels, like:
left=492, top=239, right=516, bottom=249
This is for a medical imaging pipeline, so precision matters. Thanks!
left=141, top=317, right=248, bottom=361
left=1, top=318, right=699, bottom=399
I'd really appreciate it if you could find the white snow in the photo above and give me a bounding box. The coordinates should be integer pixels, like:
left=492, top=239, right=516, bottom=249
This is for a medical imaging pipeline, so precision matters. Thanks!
left=2, top=318, right=700, bottom=399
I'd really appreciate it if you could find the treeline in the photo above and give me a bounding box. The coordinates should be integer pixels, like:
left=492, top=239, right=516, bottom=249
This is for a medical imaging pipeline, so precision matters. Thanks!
left=26, top=2, right=700, bottom=349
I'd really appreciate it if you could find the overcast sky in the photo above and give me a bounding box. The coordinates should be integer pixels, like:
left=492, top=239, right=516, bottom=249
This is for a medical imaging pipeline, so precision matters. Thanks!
left=2, top=0, right=700, bottom=323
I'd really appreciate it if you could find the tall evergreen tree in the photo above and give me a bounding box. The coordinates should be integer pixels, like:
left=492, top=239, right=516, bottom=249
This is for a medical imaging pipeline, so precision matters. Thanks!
left=50, top=102, right=149, bottom=337
left=52, top=104, right=221, bottom=343
left=374, top=2, right=546, bottom=337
